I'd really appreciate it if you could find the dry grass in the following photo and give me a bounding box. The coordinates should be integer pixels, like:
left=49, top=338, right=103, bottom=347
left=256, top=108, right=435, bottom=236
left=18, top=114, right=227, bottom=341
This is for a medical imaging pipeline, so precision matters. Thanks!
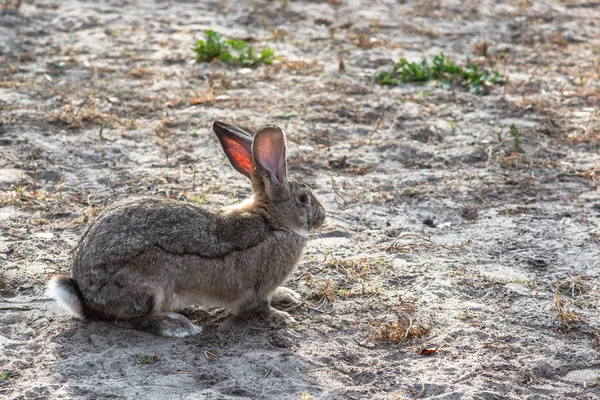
left=451, top=268, right=507, bottom=289
left=371, top=313, right=430, bottom=344
left=190, top=85, right=215, bottom=106
left=556, top=275, right=594, bottom=297
left=306, top=277, right=335, bottom=303
left=130, top=67, right=154, bottom=79
left=385, top=233, right=472, bottom=254
left=369, top=298, right=430, bottom=344
left=276, top=59, right=323, bottom=76
left=303, top=256, right=391, bottom=304
left=49, top=104, right=115, bottom=129
left=325, top=255, right=389, bottom=282
left=555, top=284, right=585, bottom=331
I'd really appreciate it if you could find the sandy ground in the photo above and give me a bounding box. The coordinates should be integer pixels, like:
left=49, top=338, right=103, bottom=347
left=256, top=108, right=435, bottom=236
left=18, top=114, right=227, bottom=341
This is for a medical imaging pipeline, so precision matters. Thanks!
left=1, top=0, right=600, bottom=399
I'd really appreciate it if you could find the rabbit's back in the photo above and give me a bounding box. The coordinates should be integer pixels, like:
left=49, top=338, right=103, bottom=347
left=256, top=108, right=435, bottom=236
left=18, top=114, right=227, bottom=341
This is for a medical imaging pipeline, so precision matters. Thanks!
left=72, top=197, right=273, bottom=274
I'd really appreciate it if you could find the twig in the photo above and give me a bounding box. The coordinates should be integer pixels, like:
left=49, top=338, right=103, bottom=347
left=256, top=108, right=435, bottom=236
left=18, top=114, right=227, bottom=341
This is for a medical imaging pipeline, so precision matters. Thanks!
left=368, top=108, right=388, bottom=144
left=0, top=306, right=33, bottom=311
left=294, top=263, right=330, bottom=282
left=385, top=232, right=472, bottom=253
left=263, top=366, right=274, bottom=378
left=329, top=173, right=345, bottom=204
left=30, top=153, right=37, bottom=195
left=0, top=297, right=53, bottom=303
left=307, top=306, right=332, bottom=314
left=483, top=338, right=516, bottom=352
left=413, top=378, right=425, bottom=399
left=192, top=165, right=197, bottom=188
left=403, top=314, right=414, bottom=339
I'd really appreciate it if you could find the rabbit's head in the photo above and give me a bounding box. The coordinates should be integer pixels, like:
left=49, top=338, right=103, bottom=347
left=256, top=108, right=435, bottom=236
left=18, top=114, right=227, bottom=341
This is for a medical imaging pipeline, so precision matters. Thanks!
left=213, top=121, right=325, bottom=237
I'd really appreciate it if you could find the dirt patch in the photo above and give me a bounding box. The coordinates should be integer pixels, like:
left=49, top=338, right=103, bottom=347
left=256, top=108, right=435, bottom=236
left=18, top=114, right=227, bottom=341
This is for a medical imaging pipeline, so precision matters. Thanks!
left=1, top=0, right=600, bottom=399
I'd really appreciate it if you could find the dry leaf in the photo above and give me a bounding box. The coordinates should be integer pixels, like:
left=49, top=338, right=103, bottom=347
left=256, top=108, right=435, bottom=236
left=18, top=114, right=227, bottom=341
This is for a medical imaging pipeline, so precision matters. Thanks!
left=420, top=347, right=438, bottom=356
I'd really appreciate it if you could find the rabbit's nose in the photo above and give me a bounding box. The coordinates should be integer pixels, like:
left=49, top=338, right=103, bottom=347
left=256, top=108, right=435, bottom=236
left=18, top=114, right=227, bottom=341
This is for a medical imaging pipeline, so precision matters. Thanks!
left=313, top=206, right=326, bottom=229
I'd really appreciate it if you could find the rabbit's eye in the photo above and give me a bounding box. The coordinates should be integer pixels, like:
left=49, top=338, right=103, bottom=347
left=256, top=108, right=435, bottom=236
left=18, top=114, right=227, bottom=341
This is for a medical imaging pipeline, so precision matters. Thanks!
left=297, top=193, right=309, bottom=205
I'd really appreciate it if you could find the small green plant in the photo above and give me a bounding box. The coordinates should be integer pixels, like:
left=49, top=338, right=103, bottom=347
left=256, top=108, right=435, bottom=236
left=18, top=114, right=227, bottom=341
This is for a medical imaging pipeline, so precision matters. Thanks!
left=195, top=30, right=275, bottom=66
left=509, top=124, right=522, bottom=152
left=513, top=278, right=537, bottom=288
left=375, top=53, right=503, bottom=95
left=193, top=194, right=206, bottom=205
left=1, top=370, right=21, bottom=379
left=299, top=391, right=315, bottom=400
left=135, top=354, right=159, bottom=365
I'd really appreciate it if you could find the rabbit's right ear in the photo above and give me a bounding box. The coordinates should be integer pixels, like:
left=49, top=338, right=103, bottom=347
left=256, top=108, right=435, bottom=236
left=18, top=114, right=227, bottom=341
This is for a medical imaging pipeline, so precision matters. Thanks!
left=212, top=121, right=255, bottom=179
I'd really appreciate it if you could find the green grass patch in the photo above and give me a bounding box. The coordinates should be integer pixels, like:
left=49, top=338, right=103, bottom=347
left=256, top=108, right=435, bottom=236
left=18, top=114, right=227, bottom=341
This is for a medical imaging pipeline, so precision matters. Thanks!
left=509, top=123, right=522, bottom=152
left=195, top=30, right=275, bottom=67
left=376, top=52, right=503, bottom=95
left=1, top=370, right=21, bottom=379
left=135, top=354, right=160, bottom=365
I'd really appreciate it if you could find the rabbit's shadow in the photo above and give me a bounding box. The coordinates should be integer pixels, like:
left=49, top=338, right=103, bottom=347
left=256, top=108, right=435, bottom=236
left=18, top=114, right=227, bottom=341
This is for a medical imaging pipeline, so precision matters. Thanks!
left=182, top=306, right=300, bottom=337
left=46, top=313, right=311, bottom=399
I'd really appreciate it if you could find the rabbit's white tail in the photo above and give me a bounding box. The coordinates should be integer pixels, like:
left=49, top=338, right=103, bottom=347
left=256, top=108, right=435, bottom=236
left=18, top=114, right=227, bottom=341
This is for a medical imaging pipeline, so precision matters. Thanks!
left=47, top=275, right=85, bottom=318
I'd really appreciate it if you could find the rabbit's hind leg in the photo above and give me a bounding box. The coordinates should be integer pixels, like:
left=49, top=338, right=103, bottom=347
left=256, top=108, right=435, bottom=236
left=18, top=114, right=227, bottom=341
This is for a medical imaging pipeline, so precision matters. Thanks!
left=111, top=286, right=201, bottom=337
left=237, top=298, right=296, bottom=327
left=117, top=312, right=202, bottom=338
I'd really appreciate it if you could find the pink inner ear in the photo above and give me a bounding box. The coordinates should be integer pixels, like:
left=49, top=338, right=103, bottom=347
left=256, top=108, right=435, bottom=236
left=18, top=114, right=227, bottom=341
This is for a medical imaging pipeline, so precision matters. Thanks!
left=255, top=128, right=285, bottom=183
left=223, top=136, right=254, bottom=177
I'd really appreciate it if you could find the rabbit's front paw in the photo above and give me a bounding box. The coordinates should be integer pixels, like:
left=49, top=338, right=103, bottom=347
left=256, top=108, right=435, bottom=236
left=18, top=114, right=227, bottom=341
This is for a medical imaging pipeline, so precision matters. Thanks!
left=266, top=308, right=296, bottom=327
left=271, top=287, right=301, bottom=305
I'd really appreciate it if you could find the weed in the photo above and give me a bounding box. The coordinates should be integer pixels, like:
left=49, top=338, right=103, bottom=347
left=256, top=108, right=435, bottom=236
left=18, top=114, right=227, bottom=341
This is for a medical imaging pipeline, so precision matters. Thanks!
left=457, top=309, right=478, bottom=322
left=300, top=391, right=315, bottom=400
left=1, top=370, right=21, bottom=379
left=193, top=194, right=206, bottom=205
left=49, top=104, right=113, bottom=129
left=371, top=313, right=429, bottom=343
left=450, top=268, right=505, bottom=288
left=307, top=277, right=336, bottom=302
left=135, top=354, right=160, bottom=365
left=278, top=110, right=298, bottom=119
left=375, top=52, right=503, bottom=95
left=509, top=124, right=522, bottom=152
left=195, top=30, right=275, bottom=66
left=386, top=233, right=471, bottom=254
left=325, top=256, right=389, bottom=282
left=131, top=67, right=153, bottom=78
left=555, top=284, right=584, bottom=331
left=55, top=61, right=69, bottom=70
left=556, top=275, right=593, bottom=297
left=513, top=278, right=538, bottom=289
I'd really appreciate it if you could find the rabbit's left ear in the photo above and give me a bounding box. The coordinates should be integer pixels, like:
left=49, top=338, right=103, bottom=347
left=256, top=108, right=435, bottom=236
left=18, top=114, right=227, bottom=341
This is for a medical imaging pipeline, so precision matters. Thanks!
left=253, top=125, right=287, bottom=186
left=212, top=121, right=255, bottom=179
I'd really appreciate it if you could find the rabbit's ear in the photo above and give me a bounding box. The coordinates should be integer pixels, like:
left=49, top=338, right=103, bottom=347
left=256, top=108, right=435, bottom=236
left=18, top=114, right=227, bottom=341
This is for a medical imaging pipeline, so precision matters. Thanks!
left=212, top=121, right=255, bottom=179
left=253, top=125, right=287, bottom=186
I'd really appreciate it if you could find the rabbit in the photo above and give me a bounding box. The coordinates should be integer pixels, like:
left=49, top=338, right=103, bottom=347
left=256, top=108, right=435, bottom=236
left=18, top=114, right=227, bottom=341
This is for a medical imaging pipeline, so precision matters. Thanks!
left=48, top=121, right=326, bottom=337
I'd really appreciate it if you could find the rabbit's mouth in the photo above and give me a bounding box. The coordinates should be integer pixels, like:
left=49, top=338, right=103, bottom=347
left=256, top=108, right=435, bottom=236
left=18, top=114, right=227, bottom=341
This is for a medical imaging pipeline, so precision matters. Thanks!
left=308, top=206, right=326, bottom=231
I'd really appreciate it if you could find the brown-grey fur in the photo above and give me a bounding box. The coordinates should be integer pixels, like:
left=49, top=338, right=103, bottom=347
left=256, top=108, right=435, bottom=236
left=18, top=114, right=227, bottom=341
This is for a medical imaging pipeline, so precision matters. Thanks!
left=48, top=121, right=326, bottom=337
